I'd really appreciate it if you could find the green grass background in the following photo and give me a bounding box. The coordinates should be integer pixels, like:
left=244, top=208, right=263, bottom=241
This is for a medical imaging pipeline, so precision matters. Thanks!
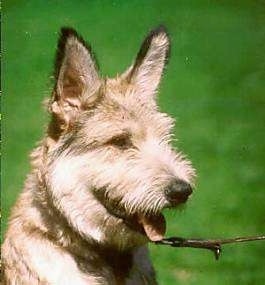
left=3, top=1, right=265, bottom=284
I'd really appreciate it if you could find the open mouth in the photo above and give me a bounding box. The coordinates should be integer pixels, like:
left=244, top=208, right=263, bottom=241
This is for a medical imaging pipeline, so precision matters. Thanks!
left=126, top=198, right=188, bottom=242
left=94, top=190, right=188, bottom=242
left=138, top=212, right=166, bottom=241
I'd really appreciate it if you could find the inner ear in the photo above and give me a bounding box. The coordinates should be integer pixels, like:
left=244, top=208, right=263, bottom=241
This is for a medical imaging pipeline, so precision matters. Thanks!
left=127, top=26, right=170, bottom=98
left=58, top=64, right=84, bottom=106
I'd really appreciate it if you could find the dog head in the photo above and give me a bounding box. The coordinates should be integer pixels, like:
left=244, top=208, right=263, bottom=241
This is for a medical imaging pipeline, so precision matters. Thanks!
left=47, top=27, right=195, bottom=247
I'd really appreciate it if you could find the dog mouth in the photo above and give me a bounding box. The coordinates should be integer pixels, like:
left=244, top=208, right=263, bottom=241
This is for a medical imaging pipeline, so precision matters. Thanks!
left=138, top=213, right=166, bottom=241
left=93, top=190, right=187, bottom=242
left=130, top=196, right=189, bottom=241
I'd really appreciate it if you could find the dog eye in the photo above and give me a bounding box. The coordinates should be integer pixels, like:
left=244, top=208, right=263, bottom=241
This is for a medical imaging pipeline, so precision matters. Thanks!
left=107, top=135, right=132, bottom=149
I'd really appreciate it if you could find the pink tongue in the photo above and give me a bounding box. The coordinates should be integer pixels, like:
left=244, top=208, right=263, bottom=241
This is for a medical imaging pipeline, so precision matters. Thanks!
left=139, top=214, right=166, bottom=241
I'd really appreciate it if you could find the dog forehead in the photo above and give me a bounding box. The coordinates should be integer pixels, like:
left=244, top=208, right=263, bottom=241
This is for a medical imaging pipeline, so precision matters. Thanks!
left=103, top=77, right=156, bottom=117
left=80, top=77, right=173, bottom=137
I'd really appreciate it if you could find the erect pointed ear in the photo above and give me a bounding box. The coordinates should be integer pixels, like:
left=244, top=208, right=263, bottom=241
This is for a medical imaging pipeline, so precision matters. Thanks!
left=127, top=26, right=170, bottom=98
left=50, top=27, right=101, bottom=130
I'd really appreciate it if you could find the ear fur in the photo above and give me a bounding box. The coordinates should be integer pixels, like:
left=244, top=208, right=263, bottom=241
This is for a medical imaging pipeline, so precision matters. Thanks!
left=127, top=25, right=170, bottom=98
left=50, top=27, right=101, bottom=132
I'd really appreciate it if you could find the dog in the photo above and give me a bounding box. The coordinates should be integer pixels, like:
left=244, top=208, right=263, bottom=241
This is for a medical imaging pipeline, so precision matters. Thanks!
left=2, top=26, right=195, bottom=284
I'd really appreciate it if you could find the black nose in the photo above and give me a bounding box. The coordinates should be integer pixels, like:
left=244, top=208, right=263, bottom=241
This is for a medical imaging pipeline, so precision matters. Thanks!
left=165, top=180, right=193, bottom=203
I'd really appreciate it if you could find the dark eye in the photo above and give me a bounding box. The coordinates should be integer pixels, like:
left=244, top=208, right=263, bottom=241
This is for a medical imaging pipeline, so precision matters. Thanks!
left=107, top=135, right=132, bottom=149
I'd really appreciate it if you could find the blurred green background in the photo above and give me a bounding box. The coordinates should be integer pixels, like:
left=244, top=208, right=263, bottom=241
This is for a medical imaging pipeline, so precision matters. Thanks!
left=3, top=1, right=265, bottom=284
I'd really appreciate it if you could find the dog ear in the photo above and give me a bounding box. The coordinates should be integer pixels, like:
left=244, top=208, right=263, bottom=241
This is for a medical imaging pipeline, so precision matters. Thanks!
left=50, top=27, right=101, bottom=129
left=127, top=26, right=170, bottom=98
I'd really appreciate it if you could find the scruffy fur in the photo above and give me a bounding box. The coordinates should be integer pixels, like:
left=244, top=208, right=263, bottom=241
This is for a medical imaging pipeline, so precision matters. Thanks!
left=2, top=26, right=195, bottom=284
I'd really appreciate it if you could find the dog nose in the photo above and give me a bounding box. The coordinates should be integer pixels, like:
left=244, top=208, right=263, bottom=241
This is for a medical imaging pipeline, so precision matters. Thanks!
left=165, top=180, right=193, bottom=203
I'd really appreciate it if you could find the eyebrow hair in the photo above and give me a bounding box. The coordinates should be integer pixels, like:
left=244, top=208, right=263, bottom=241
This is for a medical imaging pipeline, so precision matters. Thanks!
left=52, top=127, right=132, bottom=159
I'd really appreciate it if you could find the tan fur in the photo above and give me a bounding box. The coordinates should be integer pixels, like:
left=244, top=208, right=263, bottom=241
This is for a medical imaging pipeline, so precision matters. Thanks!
left=2, top=26, right=195, bottom=284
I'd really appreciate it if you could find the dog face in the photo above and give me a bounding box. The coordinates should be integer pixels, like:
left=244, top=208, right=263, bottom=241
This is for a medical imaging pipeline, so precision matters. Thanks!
left=47, top=27, right=195, bottom=246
